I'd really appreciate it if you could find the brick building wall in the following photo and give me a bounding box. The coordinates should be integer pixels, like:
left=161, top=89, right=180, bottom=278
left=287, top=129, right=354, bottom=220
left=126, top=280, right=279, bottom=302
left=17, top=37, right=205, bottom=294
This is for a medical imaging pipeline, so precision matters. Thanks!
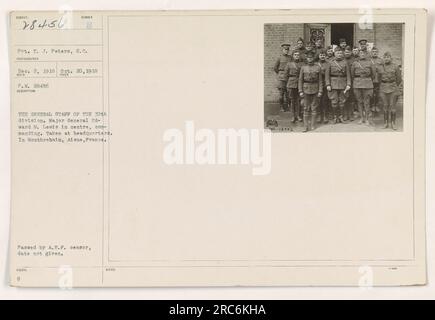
left=264, top=23, right=404, bottom=103
left=353, top=25, right=375, bottom=44
left=264, top=23, right=304, bottom=102
left=373, top=24, right=404, bottom=66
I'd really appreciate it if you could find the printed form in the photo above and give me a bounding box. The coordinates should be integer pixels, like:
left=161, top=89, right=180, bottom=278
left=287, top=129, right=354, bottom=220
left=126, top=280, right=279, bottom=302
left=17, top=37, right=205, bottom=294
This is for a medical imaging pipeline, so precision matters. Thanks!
left=9, top=10, right=427, bottom=287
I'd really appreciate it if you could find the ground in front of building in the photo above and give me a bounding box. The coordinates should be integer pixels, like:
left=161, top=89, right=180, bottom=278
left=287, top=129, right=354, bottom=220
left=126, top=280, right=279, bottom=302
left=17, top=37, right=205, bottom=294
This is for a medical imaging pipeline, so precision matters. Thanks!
left=264, top=101, right=404, bottom=133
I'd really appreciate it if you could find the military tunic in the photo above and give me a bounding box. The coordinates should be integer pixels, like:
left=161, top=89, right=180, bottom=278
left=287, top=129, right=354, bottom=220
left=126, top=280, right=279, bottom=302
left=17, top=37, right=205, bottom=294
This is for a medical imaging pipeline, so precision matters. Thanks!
left=298, top=64, right=323, bottom=114
left=273, top=53, right=292, bottom=110
left=284, top=61, right=302, bottom=89
left=378, top=62, right=402, bottom=111
left=351, top=58, right=376, bottom=114
left=325, top=58, right=351, bottom=117
left=344, top=56, right=356, bottom=113
left=351, top=58, right=376, bottom=89
left=345, top=56, right=355, bottom=68
left=326, top=59, right=351, bottom=90
left=284, top=60, right=303, bottom=120
left=317, top=60, right=330, bottom=120
left=370, top=57, right=384, bottom=83
left=273, top=54, right=292, bottom=87
left=326, top=55, right=335, bottom=63
left=371, top=56, right=384, bottom=110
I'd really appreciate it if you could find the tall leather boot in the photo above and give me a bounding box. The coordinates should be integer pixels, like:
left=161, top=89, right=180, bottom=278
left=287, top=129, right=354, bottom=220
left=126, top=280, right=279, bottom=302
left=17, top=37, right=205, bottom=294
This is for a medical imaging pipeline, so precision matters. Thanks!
left=299, top=99, right=304, bottom=121
left=332, top=106, right=338, bottom=124
left=358, top=104, right=364, bottom=124
left=344, top=103, right=350, bottom=121
left=383, top=111, right=389, bottom=128
left=365, top=109, right=371, bottom=125
left=391, top=111, right=397, bottom=130
left=302, top=113, right=310, bottom=132
left=279, top=95, right=285, bottom=112
left=311, top=113, right=317, bottom=130
left=291, top=100, right=297, bottom=123
left=339, top=105, right=345, bottom=123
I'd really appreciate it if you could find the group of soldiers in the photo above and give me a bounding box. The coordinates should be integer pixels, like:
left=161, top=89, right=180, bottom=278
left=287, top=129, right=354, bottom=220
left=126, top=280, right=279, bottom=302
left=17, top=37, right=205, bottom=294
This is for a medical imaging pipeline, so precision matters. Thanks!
left=273, top=37, right=402, bottom=132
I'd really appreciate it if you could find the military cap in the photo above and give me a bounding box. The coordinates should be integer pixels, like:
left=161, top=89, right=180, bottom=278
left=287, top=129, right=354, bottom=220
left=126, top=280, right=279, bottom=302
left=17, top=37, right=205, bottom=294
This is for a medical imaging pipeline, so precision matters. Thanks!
left=383, top=51, right=392, bottom=57
left=326, top=45, right=333, bottom=50
left=358, top=39, right=368, bottom=44
left=319, top=49, right=327, bottom=54
left=297, top=37, right=304, bottom=43
left=281, top=42, right=291, bottom=48
left=339, top=38, right=347, bottom=43
left=345, top=45, right=352, bottom=51
left=371, top=46, right=378, bottom=51
left=334, top=46, right=343, bottom=52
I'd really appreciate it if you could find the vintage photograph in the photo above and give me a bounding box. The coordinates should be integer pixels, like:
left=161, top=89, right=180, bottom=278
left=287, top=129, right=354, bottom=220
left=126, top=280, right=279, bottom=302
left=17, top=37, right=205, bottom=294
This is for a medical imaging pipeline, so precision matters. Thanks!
left=264, top=23, right=404, bottom=132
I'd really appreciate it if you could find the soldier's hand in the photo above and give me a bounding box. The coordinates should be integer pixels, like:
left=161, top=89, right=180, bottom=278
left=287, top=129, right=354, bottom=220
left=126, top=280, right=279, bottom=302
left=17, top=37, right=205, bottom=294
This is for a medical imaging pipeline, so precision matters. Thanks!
left=299, top=92, right=304, bottom=98
left=326, top=85, right=332, bottom=92
left=344, top=85, right=351, bottom=92
left=317, top=92, right=322, bottom=98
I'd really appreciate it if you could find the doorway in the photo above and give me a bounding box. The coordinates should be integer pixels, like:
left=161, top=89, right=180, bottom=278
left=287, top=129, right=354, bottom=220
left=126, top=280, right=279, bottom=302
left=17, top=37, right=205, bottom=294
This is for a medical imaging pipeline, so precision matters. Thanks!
left=330, top=23, right=354, bottom=47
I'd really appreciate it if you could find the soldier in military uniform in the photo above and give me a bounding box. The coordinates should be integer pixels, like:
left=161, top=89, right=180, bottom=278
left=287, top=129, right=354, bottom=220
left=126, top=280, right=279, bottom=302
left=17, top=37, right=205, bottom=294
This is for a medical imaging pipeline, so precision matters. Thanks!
left=351, top=49, right=376, bottom=124
left=358, top=39, right=368, bottom=53
left=343, top=46, right=353, bottom=64
left=273, top=42, right=292, bottom=112
left=339, top=38, right=347, bottom=51
left=344, top=46, right=356, bottom=121
left=284, top=50, right=303, bottom=123
left=317, top=49, right=331, bottom=123
left=304, top=42, right=316, bottom=62
left=352, top=46, right=360, bottom=60
left=325, top=48, right=351, bottom=123
left=298, top=51, right=323, bottom=132
left=314, top=38, right=324, bottom=61
left=293, top=37, right=306, bottom=62
left=370, top=47, right=384, bottom=114
left=377, top=52, right=402, bottom=130
left=326, top=45, right=335, bottom=62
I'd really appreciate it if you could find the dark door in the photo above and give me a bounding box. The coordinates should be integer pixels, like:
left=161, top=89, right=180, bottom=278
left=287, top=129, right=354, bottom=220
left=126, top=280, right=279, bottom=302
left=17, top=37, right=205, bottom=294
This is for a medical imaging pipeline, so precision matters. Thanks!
left=331, top=23, right=354, bottom=47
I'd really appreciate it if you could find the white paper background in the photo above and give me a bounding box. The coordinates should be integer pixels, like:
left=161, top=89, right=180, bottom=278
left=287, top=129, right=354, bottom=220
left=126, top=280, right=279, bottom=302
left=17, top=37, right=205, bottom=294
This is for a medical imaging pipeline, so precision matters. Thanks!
left=0, top=0, right=433, bottom=299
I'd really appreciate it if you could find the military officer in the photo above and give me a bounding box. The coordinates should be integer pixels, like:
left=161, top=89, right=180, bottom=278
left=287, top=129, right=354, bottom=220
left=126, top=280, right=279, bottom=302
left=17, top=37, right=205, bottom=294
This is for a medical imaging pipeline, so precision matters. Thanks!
left=344, top=46, right=354, bottom=66
left=358, top=39, right=368, bottom=53
left=314, top=38, right=324, bottom=61
left=298, top=51, right=323, bottom=132
left=293, top=37, right=306, bottom=62
left=273, top=42, right=292, bottom=112
left=351, top=49, right=376, bottom=124
left=325, top=48, right=351, bottom=123
left=370, top=47, right=384, bottom=114
left=304, top=42, right=316, bottom=61
left=315, top=38, right=323, bottom=50
left=339, top=38, right=347, bottom=51
left=326, top=45, right=335, bottom=62
left=284, top=50, right=303, bottom=123
left=317, top=49, right=331, bottom=123
left=377, top=52, right=402, bottom=130
left=343, top=46, right=356, bottom=120
left=352, top=46, right=360, bottom=60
